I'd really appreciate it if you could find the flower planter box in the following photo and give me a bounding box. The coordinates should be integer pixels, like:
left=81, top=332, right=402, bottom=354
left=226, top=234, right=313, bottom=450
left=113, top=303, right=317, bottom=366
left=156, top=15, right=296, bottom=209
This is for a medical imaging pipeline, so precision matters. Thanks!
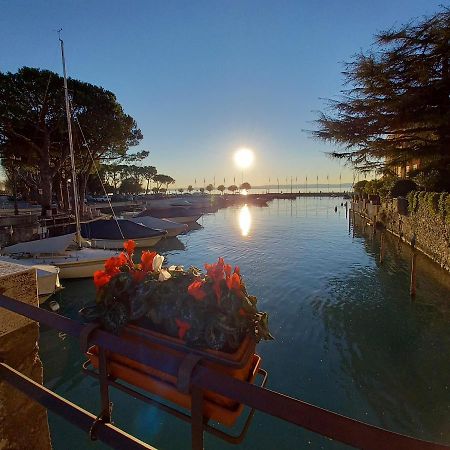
left=84, top=249, right=272, bottom=429
left=87, top=325, right=259, bottom=427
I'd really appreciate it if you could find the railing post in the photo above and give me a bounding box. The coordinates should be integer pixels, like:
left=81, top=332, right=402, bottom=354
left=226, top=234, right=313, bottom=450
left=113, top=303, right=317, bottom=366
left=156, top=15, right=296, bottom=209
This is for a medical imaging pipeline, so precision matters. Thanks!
left=98, top=347, right=112, bottom=423
left=191, top=386, right=204, bottom=450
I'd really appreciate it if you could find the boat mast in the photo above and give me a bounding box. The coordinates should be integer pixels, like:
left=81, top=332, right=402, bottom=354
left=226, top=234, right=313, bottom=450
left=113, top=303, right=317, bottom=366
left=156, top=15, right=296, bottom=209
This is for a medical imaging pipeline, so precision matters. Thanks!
left=59, top=34, right=82, bottom=248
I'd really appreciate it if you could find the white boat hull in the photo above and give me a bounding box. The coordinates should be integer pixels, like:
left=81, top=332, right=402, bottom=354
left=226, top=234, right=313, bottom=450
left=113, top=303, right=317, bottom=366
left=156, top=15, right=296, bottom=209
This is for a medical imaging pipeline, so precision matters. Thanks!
left=129, top=217, right=187, bottom=237
left=164, top=228, right=185, bottom=237
left=54, top=248, right=119, bottom=278
left=56, top=258, right=109, bottom=279
left=88, top=235, right=163, bottom=249
left=165, top=215, right=201, bottom=224
left=1, top=248, right=119, bottom=279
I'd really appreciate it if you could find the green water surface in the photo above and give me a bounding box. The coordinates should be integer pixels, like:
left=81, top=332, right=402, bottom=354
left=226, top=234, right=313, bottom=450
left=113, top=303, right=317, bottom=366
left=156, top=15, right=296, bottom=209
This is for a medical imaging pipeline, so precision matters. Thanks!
left=39, top=198, right=450, bottom=449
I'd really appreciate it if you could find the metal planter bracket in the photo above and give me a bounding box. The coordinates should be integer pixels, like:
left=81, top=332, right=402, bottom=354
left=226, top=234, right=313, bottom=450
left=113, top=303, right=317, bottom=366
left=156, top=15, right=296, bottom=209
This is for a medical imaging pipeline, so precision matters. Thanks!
left=177, top=354, right=203, bottom=394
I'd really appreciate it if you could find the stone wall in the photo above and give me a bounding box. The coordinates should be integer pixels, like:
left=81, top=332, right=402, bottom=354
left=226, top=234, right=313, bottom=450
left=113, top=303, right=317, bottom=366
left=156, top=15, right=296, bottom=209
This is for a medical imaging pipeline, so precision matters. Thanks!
left=0, top=215, right=40, bottom=248
left=352, top=198, right=450, bottom=272
left=0, top=261, right=52, bottom=450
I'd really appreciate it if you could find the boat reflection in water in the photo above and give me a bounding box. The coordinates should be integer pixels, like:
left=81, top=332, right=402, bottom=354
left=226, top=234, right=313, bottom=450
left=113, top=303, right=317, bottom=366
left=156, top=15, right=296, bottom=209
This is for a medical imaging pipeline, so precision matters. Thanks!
left=239, top=204, right=252, bottom=237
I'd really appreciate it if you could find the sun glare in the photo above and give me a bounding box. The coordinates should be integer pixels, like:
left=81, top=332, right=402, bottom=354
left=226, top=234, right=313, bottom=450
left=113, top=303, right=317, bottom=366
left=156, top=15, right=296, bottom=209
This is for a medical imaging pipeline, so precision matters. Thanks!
left=239, top=204, right=251, bottom=237
left=234, top=148, right=254, bottom=169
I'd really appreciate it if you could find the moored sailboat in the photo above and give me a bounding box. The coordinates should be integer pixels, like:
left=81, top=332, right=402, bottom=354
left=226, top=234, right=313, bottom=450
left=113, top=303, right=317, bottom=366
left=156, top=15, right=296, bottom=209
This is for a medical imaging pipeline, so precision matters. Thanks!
left=0, top=37, right=119, bottom=279
left=128, top=216, right=187, bottom=237
left=80, top=219, right=166, bottom=249
left=1, top=233, right=119, bottom=279
left=134, top=207, right=202, bottom=224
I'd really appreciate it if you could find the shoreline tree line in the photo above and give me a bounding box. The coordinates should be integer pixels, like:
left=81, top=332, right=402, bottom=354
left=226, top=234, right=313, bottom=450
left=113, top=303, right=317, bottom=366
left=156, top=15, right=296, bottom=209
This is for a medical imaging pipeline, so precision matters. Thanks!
left=0, top=67, right=175, bottom=214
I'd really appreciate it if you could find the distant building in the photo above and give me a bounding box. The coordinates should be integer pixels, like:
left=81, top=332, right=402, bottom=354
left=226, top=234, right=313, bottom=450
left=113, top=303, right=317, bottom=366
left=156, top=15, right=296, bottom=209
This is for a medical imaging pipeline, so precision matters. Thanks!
left=393, top=158, right=421, bottom=178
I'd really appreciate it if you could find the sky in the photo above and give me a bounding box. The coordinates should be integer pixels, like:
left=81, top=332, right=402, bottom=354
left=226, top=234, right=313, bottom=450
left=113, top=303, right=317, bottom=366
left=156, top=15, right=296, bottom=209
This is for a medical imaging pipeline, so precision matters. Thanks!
left=0, top=0, right=445, bottom=188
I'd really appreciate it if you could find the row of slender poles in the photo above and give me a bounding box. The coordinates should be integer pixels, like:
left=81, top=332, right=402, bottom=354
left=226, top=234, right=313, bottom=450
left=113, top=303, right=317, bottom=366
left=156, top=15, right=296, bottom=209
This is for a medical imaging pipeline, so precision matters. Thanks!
left=182, top=174, right=345, bottom=193
left=350, top=207, right=417, bottom=299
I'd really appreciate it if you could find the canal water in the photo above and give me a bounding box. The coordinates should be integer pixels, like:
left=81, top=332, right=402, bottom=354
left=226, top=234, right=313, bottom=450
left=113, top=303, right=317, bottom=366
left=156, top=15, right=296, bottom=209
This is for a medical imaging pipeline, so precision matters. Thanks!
left=39, top=197, right=450, bottom=449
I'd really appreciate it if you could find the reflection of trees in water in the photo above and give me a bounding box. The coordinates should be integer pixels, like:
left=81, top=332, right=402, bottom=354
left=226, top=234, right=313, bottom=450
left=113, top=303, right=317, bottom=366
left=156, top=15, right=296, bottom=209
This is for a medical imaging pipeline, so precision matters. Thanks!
left=314, top=216, right=450, bottom=441
left=186, top=222, right=203, bottom=232
left=155, top=237, right=186, bottom=252
left=352, top=214, right=450, bottom=314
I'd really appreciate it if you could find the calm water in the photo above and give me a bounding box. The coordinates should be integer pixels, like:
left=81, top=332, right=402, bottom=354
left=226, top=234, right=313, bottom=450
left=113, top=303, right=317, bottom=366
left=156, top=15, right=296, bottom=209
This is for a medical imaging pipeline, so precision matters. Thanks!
left=39, top=198, right=450, bottom=449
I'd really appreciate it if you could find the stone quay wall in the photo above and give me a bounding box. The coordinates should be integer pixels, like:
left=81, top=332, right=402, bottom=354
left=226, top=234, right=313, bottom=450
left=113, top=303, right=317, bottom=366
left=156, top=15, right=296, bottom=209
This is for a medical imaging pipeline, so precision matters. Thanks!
left=0, top=215, right=40, bottom=248
left=352, top=196, right=450, bottom=272
left=0, top=261, right=52, bottom=450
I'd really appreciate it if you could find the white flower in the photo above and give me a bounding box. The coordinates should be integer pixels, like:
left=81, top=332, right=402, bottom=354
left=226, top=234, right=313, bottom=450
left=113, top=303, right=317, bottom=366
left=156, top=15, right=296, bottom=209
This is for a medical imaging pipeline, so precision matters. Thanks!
left=168, top=265, right=184, bottom=272
left=152, top=254, right=164, bottom=272
left=158, top=269, right=172, bottom=282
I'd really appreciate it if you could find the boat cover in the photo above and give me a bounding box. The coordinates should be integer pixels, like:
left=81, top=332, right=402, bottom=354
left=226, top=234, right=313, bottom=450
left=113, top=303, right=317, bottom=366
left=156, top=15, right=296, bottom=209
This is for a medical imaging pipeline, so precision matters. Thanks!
left=2, top=233, right=76, bottom=255
left=80, top=219, right=166, bottom=240
left=129, top=216, right=187, bottom=231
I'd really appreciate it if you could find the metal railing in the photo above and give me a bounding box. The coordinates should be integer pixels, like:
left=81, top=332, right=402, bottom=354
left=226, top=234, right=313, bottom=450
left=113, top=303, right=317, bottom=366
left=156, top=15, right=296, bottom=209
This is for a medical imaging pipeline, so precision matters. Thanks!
left=1, top=293, right=449, bottom=450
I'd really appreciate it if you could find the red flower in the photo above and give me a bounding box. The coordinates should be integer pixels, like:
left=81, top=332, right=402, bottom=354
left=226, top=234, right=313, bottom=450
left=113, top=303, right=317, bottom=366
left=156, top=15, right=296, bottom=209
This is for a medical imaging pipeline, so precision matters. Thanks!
left=205, top=257, right=226, bottom=283
left=123, top=240, right=136, bottom=255
left=224, top=264, right=232, bottom=277
left=188, top=281, right=207, bottom=301
left=141, top=251, right=157, bottom=272
left=93, top=270, right=111, bottom=289
left=118, top=252, right=128, bottom=266
left=234, top=266, right=240, bottom=276
left=226, top=272, right=241, bottom=291
left=175, top=319, right=191, bottom=340
left=104, top=256, right=121, bottom=276
left=204, top=258, right=241, bottom=303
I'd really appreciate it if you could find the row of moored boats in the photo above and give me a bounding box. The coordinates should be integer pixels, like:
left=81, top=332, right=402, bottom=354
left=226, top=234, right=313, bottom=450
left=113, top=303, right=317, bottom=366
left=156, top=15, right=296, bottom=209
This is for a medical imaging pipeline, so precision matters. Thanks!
left=0, top=197, right=212, bottom=304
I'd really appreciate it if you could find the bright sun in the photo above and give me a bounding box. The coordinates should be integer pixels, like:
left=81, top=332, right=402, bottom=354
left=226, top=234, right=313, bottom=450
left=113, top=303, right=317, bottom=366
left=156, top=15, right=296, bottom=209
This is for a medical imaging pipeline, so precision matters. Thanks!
left=234, top=148, right=254, bottom=169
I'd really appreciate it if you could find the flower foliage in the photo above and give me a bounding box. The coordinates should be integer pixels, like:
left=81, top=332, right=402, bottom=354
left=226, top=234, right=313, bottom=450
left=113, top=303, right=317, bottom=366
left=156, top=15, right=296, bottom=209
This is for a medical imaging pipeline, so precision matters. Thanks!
left=81, top=240, right=273, bottom=352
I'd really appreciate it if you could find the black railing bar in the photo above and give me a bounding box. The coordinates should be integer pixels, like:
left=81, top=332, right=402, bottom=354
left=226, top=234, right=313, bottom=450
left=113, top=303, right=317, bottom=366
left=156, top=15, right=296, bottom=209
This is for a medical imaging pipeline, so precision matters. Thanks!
left=0, top=294, right=181, bottom=376
left=82, top=360, right=262, bottom=445
left=0, top=362, right=156, bottom=450
left=82, top=361, right=194, bottom=424
left=191, top=385, right=205, bottom=450
left=2, top=294, right=449, bottom=450
left=193, top=367, right=450, bottom=450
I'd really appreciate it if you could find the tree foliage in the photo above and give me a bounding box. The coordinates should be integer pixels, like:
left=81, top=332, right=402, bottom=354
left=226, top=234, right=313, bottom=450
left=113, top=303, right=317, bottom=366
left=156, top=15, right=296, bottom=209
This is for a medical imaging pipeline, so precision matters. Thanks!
left=0, top=67, right=142, bottom=212
left=153, top=174, right=175, bottom=193
left=353, top=180, right=368, bottom=193
left=120, top=177, right=143, bottom=194
left=312, top=8, right=450, bottom=179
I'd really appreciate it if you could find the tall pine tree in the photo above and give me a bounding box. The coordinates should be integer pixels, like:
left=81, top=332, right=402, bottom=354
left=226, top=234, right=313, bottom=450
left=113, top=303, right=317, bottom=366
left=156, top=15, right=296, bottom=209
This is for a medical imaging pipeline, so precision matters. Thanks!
left=313, top=8, right=450, bottom=188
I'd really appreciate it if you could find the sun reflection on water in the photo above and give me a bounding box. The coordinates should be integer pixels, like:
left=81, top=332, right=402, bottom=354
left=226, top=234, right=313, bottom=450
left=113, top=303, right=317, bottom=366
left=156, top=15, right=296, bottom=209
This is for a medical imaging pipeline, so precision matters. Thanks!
left=239, top=204, right=251, bottom=236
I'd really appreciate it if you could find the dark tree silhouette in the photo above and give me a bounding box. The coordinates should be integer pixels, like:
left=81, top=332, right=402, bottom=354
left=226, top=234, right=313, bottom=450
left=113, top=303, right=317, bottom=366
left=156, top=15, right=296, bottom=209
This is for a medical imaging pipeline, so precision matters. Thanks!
left=312, top=8, right=450, bottom=184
